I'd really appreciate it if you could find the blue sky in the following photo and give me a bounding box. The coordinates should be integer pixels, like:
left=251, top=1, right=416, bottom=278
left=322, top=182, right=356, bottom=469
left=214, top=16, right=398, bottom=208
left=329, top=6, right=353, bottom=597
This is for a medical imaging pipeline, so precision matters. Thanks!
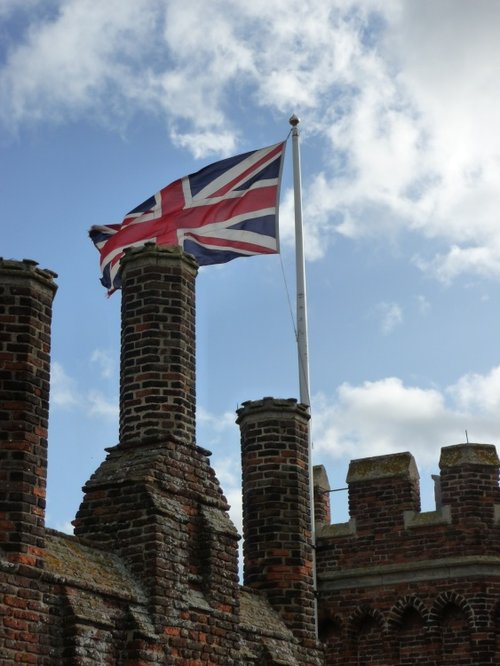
left=2, top=0, right=500, bottom=534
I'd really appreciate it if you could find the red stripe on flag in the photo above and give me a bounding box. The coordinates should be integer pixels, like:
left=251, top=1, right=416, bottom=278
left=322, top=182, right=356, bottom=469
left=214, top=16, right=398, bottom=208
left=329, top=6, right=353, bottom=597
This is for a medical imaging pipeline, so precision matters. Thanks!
left=207, top=143, right=284, bottom=198
left=184, top=232, right=277, bottom=255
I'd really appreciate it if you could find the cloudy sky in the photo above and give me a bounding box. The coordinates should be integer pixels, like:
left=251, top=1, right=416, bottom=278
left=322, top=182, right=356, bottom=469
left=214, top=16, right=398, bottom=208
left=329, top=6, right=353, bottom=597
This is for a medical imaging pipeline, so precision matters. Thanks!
left=3, top=0, right=500, bottom=534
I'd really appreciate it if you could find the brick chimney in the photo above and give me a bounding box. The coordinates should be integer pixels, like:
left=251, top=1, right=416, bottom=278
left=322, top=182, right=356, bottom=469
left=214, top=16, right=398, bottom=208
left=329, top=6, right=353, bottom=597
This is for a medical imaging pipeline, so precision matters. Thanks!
left=237, top=397, right=317, bottom=646
left=0, top=259, right=57, bottom=567
left=119, top=243, right=197, bottom=446
left=74, top=246, right=240, bottom=648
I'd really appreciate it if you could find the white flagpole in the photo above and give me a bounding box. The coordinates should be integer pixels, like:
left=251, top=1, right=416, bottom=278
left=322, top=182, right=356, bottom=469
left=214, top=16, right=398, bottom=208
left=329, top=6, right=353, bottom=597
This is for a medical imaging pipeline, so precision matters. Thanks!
left=289, top=114, right=311, bottom=408
left=289, top=114, right=318, bottom=637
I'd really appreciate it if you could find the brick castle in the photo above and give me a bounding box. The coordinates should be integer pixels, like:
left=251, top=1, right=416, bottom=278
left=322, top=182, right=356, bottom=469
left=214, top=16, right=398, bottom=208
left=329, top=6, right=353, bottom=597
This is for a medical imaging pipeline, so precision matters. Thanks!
left=1, top=246, right=500, bottom=664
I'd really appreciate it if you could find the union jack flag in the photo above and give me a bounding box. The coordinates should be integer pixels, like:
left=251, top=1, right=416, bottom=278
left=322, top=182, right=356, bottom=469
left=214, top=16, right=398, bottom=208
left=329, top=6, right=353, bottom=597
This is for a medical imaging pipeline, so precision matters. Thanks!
left=90, top=141, right=286, bottom=294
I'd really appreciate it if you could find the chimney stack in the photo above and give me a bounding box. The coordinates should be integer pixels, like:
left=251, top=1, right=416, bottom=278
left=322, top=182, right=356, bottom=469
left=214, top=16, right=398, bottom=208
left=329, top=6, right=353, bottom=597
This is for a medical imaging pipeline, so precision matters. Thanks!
left=0, top=259, right=57, bottom=567
left=237, top=397, right=317, bottom=645
left=119, top=244, right=198, bottom=446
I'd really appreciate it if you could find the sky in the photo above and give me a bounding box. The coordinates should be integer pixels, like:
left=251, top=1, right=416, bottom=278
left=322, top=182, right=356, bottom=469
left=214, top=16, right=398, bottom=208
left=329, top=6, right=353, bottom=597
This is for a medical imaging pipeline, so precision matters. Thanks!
left=2, top=0, right=500, bottom=537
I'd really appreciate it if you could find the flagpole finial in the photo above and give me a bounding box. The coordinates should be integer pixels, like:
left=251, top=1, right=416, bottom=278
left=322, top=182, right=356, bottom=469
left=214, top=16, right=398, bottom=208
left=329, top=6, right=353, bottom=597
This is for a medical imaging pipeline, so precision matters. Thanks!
left=289, top=114, right=300, bottom=127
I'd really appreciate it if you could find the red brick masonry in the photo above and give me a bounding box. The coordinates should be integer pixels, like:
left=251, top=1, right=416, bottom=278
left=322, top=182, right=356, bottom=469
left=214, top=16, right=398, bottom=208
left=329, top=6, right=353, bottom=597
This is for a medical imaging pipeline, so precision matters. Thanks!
left=2, top=250, right=499, bottom=664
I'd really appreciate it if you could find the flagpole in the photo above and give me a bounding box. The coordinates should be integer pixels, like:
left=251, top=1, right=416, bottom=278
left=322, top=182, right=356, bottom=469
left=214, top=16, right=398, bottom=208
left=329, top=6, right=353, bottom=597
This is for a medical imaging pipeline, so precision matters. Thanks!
left=289, top=114, right=318, bottom=637
left=289, top=115, right=311, bottom=408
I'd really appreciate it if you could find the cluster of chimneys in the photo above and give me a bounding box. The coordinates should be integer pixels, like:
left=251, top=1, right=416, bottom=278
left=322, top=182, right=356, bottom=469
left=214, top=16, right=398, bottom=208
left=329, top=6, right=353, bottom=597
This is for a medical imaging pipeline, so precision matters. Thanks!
left=3, top=247, right=500, bottom=652
left=0, top=247, right=317, bottom=640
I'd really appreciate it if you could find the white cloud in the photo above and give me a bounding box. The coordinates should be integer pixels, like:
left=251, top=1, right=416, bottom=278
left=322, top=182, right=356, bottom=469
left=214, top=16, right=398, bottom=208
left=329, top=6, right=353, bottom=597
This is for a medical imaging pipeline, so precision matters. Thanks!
left=0, top=0, right=41, bottom=18
left=375, top=302, right=403, bottom=335
left=414, top=245, right=500, bottom=284
left=55, top=520, right=74, bottom=535
left=87, top=390, right=119, bottom=420
left=224, top=486, right=243, bottom=536
left=317, top=1, right=500, bottom=278
left=51, top=361, right=79, bottom=408
left=312, top=368, right=500, bottom=466
left=0, top=0, right=160, bottom=127
left=90, top=349, right=116, bottom=380
left=170, top=128, right=238, bottom=160
left=197, top=406, right=235, bottom=434
left=416, top=294, right=430, bottom=316
left=3, top=0, right=500, bottom=278
left=448, top=366, right=500, bottom=416
left=50, top=360, right=118, bottom=420
left=197, top=405, right=242, bottom=531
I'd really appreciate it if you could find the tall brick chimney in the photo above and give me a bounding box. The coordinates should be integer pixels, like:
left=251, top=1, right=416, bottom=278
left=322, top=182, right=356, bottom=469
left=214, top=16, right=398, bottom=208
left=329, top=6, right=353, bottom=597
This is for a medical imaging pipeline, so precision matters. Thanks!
left=237, top=397, right=317, bottom=646
left=75, top=246, right=240, bottom=649
left=0, top=259, right=57, bottom=567
left=119, top=243, right=197, bottom=445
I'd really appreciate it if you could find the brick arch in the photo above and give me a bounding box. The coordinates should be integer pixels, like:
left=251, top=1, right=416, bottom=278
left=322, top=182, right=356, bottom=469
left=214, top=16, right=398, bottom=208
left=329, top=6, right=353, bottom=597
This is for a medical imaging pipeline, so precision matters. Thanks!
left=429, top=591, right=475, bottom=630
left=430, top=592, right=474, bottom=665
left=348, top=606, right=386, bottom=637
left=348, top=607, right=387, bottom=666
left=388, top=595, right=436, bottom=665
left=319, top=612, right=344, bottom=664
left=387, top=595, right=429, bottom=629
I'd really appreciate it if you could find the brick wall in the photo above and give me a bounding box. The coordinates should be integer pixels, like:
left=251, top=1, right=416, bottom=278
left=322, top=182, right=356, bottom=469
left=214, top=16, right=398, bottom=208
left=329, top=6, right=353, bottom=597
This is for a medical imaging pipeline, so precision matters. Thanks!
left=3, top=249, right=500, bottom=665
left=316, top=445, right=500, bottom=665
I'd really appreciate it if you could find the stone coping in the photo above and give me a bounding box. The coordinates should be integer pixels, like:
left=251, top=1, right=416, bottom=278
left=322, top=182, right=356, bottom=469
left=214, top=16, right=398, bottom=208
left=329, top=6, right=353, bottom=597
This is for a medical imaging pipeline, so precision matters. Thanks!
left=439, top=443, right=500, bottom=467
left=347, top=452, right=419, bottom=483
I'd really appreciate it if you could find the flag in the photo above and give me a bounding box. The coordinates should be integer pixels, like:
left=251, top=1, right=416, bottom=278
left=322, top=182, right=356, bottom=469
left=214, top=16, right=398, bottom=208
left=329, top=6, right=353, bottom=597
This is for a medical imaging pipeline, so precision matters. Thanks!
left=90, top=141, right=286, bottom=294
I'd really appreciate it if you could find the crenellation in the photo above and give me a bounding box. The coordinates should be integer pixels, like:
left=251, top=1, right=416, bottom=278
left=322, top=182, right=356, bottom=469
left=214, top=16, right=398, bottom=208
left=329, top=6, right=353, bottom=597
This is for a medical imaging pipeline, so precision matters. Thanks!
left=316, top=444, right=500, bottom=663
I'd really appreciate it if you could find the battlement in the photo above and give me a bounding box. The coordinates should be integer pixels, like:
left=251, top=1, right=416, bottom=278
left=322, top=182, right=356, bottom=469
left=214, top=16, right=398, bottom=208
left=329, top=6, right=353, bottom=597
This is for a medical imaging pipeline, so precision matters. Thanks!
left=315, top=445, right=500, bottom=664
left=316, top=443, right=500, bottom=571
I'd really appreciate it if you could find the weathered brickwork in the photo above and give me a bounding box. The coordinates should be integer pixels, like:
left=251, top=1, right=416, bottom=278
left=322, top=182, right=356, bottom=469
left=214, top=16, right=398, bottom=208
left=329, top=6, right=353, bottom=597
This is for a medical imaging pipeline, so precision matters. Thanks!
left=237, top=397, right=320, bottom=659
left=315, top=445, right=500, bottom=664
left=1, top=251, right=319, bottom=664
left=2, top=248, right=499, bottom=664
left=0, top=259, right=57, bottom=569
left=119, top=244, right=197, bottom=445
